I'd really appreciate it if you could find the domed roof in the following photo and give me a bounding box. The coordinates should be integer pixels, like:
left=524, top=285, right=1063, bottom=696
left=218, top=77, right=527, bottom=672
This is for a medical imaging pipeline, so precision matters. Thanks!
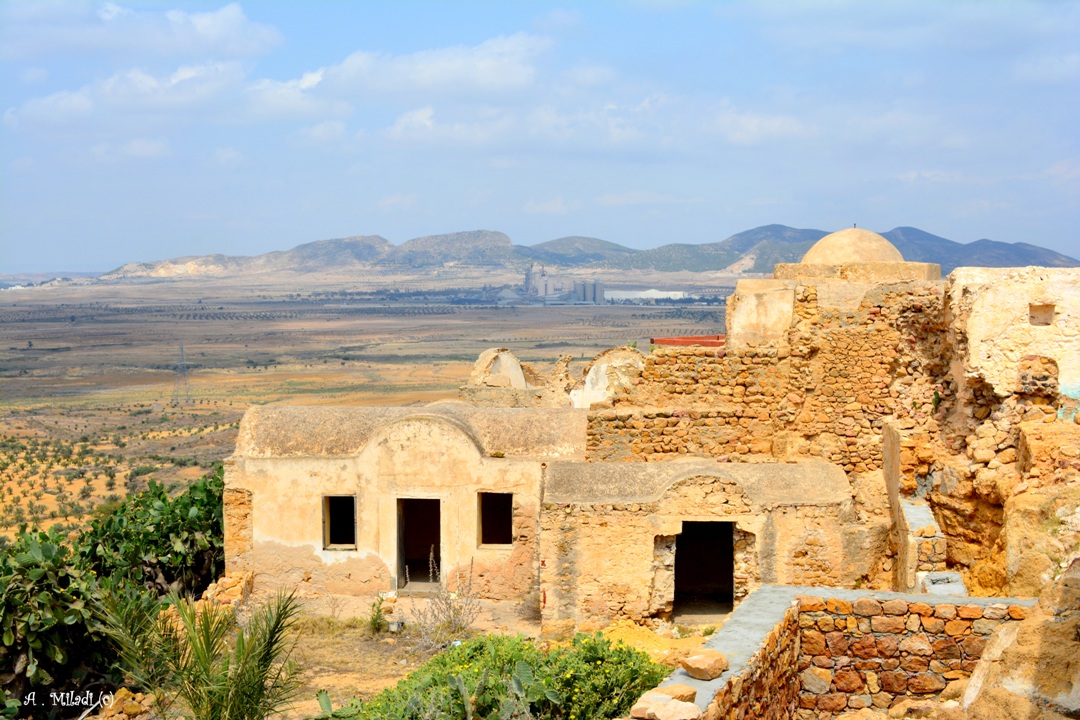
left=800, top=228, right=904, bottom=265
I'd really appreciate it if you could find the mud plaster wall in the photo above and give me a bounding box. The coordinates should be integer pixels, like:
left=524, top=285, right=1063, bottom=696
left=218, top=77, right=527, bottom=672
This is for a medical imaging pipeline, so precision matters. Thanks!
left=537, top=475, right=868, bottom=637
left=225, top=415, right=543, bottom=600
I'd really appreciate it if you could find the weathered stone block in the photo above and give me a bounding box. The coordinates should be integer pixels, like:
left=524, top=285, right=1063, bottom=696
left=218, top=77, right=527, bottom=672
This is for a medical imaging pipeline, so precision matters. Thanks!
left=833, top=668, right=865, bottom=692
left=801, top=667, right=832, bottom=694
left=881, top=599, right=909, bottom=615
left=801, top=629, right=826, bottom=655
left=907, top=673, right=946, bottom=694
left=879, top=670, right=908, bottom=693
left=853, top=598, right=883, bottom=616
left=870, top=615, right=905, bottom=633
left=957, top=604, right=984, bottom=619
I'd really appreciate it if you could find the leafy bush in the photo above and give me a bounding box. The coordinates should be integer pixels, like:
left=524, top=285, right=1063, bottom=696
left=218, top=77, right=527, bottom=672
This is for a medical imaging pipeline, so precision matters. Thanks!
left=78, top=468, right=224, bottom=595
left=322, top=633, right=666, bottom=720
left=1, top=468, right=227, bottom=718
left=0, top=530, right=103, bottom=702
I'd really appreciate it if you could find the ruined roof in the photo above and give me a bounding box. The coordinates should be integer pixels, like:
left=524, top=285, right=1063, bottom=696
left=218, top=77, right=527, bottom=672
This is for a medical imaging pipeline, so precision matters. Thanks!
left=233, top=404, right=587, bottom=459
left=800, top=228, right=904, bottom=265
left=543, top=459, right=850, bottom=506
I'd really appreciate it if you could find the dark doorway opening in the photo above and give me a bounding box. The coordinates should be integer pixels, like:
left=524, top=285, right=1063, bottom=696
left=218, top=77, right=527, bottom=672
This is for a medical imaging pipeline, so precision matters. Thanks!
left=674, top=521, right=734, bottom=618
left=398, top=498, right=441, bottom=587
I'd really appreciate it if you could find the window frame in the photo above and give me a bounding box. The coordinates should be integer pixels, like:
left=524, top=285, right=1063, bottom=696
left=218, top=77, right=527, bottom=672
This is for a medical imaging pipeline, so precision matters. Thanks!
left=476, top=491, right=514, bottom=547
left=322, top=495, right=357, bottom=550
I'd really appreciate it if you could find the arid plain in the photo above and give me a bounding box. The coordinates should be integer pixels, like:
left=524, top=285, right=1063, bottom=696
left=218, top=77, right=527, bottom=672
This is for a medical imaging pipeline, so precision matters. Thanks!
left=0, top=273, right=725, bottom=539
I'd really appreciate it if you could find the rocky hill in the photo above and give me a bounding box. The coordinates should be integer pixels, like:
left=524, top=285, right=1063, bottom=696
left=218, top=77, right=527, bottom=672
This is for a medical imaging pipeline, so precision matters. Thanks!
left=103, top=235, right=391, bottom=279
left=98, top=225, right=1078, bottom=280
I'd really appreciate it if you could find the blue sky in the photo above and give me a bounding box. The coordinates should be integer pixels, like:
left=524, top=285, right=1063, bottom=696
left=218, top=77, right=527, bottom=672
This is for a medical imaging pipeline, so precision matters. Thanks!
left=2, top=1, right=1078, bottom=272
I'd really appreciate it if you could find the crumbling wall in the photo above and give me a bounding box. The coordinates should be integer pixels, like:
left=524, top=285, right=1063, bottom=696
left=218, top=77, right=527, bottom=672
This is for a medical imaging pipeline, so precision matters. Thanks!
left=538, top=475, right=766, bottom=636
left=597, top=281, right=949, bottom=476
left=537, top=470, right=868, bottom=636
left=460, top=348, right=574, bottom=407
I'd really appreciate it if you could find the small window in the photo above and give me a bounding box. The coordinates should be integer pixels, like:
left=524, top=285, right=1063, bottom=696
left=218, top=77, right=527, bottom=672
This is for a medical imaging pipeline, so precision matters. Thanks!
left=1029, top=304, right=1055, bottom=326
left=323, top=496, right=356, bottom=549
left=478, top=492, right=513, bottom=546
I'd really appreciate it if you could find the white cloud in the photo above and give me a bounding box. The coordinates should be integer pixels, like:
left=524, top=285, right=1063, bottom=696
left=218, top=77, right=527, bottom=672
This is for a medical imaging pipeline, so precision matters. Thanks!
left=1044, top=160, right=1080, bottom=184
left=1013, top=53, right=1080, bottom=84
left=384, top=106, right=514, bottom=145
left=379, top=194, right=417, bottom=211
left=564, top=64, right=617, bottom=88
left=712, top=106, right=807, bottom=145
left=954, top=198, right=1013, bottom=217
left=122, top=138, right=169, bottom=157
left=299, top=120, right=346, bottom=143
left=532, top=9, right=583, bottom=33
left=20, top=67, right=48, bottom=84
left=214, top=147, right=242, bottom=166
left=247, top=71, right=349, bottom=117
left=594, top=191, right=702, bottom=206
left=390, top=106, right=435, bottom=135
left=523, top=196, right=570, bottom=215
left=100, top=62, right=244, bottom=107
left=324, top=33, right=550, bottom=96
left=898, top=170, right=969, bottom=184
left=6, top=61, right=244, bottom=128
left=91, top=138, right=170, bottom=161
left=1, top=2, right=282, bottom=59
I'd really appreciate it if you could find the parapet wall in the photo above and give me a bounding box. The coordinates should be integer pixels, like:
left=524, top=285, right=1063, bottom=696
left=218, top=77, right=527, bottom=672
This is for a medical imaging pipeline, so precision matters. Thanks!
left=703, top=603, right=802, bottom=719
left=794, top=592, right=1030, bottom=718
left=642, top=586, right=1034, bottom=720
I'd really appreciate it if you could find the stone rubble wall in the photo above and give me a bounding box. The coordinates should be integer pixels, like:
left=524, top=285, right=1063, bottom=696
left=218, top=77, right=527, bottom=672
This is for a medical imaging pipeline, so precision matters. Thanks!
left=702, top=603, right=802, bottom=720
left=592, top=282, right=949, bottom=477
left=793, top=594, right=1029, bottom=719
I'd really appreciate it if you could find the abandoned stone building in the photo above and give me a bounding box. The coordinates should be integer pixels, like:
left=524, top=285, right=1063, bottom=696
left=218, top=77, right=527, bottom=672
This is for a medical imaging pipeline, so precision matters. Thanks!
left=224, top=228, right=1080, bottom=717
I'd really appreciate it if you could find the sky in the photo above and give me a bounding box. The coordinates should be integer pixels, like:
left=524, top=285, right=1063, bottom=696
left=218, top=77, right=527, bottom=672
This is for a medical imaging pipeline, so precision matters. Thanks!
left=1, top=1, right=1078, bottom=273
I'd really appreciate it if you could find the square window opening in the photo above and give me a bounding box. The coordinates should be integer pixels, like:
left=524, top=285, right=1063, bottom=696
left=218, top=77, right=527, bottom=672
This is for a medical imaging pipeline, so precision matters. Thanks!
left=323, top=496, right=356, bottom=549
left=478, top=492, right=513, bottom=546
left=1029, top=304, right=1055, bottom=326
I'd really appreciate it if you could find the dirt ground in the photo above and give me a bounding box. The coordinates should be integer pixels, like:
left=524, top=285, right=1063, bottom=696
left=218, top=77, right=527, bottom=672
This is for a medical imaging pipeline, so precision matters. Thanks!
left=279, top=596, right=711, bottom=719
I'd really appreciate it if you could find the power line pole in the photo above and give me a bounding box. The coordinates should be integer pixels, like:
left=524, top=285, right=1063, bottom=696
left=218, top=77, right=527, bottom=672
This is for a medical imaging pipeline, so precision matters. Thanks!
left=171, top=343, right=193, bottom=406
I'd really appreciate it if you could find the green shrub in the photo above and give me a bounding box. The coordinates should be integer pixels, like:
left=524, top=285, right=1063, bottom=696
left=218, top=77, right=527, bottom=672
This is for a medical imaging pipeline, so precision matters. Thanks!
left=0, top=529, right=104, bottom=702
left=1, top=468, right=228, bottom=718
left=323, top=633, right=666, bottom=720
left=78, top=468, right=224, bottom=596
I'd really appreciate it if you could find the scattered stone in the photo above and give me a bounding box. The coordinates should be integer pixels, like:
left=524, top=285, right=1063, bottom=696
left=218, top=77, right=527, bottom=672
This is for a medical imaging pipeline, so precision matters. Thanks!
left=655, top=684, right=696, bottom=703
left=647, top=699, right=702, bottom=720
left=679, top=649, right=729, bottom=681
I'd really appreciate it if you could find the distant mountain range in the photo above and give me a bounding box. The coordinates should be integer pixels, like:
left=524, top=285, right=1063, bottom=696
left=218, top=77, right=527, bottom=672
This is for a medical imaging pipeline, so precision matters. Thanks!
left=99, top=225, right=1078, bottom=281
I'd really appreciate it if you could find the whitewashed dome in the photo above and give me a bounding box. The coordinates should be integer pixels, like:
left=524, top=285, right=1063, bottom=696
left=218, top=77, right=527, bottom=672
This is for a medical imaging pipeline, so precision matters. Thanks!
left=800, top=228, right=904, bottom=265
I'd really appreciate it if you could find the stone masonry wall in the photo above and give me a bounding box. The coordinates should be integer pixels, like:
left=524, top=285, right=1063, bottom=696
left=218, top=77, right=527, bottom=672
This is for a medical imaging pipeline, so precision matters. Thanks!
left=592, top=281, right=949, bottom=475
left=702, top=603, right=802, bottom=720
left=793, top=594, right=1029, bottom=719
